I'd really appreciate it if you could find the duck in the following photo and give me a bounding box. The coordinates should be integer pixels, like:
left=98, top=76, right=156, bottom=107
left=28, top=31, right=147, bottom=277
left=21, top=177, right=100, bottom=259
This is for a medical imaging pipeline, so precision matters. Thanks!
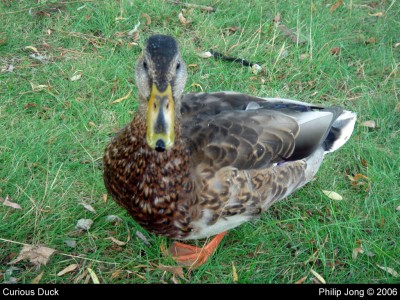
left=103, top=34, right=356, bottom=268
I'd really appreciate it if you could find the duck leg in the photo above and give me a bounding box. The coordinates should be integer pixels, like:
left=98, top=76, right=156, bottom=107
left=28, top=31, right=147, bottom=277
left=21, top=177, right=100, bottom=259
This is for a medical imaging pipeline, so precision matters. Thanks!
left=168, top=231, right=227, bottom=268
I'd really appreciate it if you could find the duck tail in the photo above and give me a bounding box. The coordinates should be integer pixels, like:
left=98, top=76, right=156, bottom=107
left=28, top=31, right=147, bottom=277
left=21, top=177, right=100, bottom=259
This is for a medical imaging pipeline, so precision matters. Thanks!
left=323, top=110, right=357, bottom=153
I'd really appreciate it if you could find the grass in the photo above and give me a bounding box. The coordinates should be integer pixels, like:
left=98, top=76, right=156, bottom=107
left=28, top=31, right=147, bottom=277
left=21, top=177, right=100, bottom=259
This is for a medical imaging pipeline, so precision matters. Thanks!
left=0, top=0, right=399, bottom=284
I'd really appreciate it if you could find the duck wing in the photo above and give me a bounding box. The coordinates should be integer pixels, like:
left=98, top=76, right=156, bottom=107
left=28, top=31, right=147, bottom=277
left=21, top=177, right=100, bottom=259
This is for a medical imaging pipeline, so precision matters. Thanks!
left=181, top=92, right=342, bottom=170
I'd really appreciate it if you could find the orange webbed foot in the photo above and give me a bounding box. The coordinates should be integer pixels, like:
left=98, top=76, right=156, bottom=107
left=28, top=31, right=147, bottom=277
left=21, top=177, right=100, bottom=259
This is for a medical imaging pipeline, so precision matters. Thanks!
left=168, top=231, right=227, bottom=268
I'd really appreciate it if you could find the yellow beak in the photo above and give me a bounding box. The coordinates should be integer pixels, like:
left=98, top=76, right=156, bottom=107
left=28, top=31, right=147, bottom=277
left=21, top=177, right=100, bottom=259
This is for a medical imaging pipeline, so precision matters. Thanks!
left=146, top=83, right=175, bottom=151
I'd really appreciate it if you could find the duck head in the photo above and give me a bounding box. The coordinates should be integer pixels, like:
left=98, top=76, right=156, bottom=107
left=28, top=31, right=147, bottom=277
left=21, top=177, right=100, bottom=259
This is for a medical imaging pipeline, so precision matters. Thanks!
left=135, top=35, right=188, bottom=152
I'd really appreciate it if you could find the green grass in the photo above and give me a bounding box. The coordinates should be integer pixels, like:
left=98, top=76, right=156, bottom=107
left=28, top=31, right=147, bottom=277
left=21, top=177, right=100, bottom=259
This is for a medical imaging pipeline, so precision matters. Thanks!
left=0, top=0, right=399, bottom=284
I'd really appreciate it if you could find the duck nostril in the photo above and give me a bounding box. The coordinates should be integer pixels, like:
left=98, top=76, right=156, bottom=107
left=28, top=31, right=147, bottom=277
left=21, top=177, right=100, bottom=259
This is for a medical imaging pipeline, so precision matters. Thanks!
left=155, top=139, right=166, bottom=152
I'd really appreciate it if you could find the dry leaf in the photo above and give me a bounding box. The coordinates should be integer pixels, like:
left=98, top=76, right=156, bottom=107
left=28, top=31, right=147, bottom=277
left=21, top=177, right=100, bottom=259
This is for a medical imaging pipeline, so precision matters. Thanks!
left=278, top=24, right=307, bottom=45
left=273, top=14, right=281, bottom=23
left=79, top=203, right=96, bottom=214
left=178, top=11, right=188, bottom=25
left=394, top=43, right=400, bottom=48
left=396, top=206, right=400, bottom=211
left=330, top=47, right=341, bottom=55
left=191, top=83, right=204, bottom=92
left=365, top=37, right=376, bottom=45
left=75, top=219, right=93, bottom=231
left=111, top=269, right=122, bottom=279
left=87, top=267, right=100, bottom=283
left=369, top=12, right=384, bottom=17
left=57, top=264, right=79, bottom=276
left=232, top=262, right=238, bottom=283
left=12, top=244, right=56, bottom=267
left=2, top=195, right=22, bottom=210
left=197, top=51, right=213, bottom=59
left=70, top=73, right=82, bottom=81
left=24, top=46, right=39, bottom=53
left=299, top=53, right=309, bottom=61
left=322, top=190, right=343, bottom=201
left=377, top=265, right=399, bottom=277
left=352, top=247, right=364, bottom=260
left=102, top=194, right=108, bottom=203
left=188, top=63, right=198, bottom=68
left=88, top=121, right=96, bottom=128
left=105, top=215, right=122, bottom=225
left=361, top=120, right=376, bottom=128
left=31, top=271, right=44, bottom=284
left=141, top=13, right=151, bottom=25
left=330, top=0, right=343, bottom=13
left=64, top=239, right=76, bottom=248
left=310, top=269, right=326, bottom=284
left=74, top=269, right=88, bottom=283
left=295, top=276, right=307, bottom=284
left=105, top=236, right=126, bottom=246
left=136, top=230, right=151, bottom=246
left=30, top=82, right=49, bottom=92
left=111, top=90, right=132, bottom=104
left=158, top=265, right=185, bottom=279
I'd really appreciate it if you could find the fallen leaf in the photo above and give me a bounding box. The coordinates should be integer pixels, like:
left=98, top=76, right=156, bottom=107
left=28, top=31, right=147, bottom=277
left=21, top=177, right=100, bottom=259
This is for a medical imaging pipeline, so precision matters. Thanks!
left=191, top=83, right=204, bottom=92
left=73, top=269, right=88, bottom=283
left=397, top=103, right=400, bottom=112
left=178, top=11, right=188, bottom=25
left=330, top=47, right=341, bottom=55
left=159, top=265, right=185, bottom=279
left=330, top=0, right=343, bottom=13
left=88, top=121, right=96, bottom=128
left=310, top=269, right=326, bottom=284
left=197, top=51, right=213, bottom=59
left=295, top=276, right=307, bottom=284
left=361, top=120, right=376, bottom=128
left=111, top=269, right=122, bottom=279
left=69, top=73, right=82, bottom=81
left=87, top=267, right=100, bottom=283
left=64, top=239, right=76, bottom=248
left=299, top=53, right=309, bottom=61
left=79, top=203, right=96, bottom=214
left=105, top=215, right=122, bottom=225
left=377, top=265, right=399, bottom=277
left=31, top=271, right=44, bottom=284
left=102, top=194, right=108, bottom=203
left=75, top=219, right=93, bottom=231
left=396, top=206, right=400, bottom=211
left=352, top=247, right=364, bottom=260
left=394, top=43, right=400, bottom=48
left=2, top=195, right=22, bottom=210
left=188, top=63, right=198, bottom=68
left=322, top=190, right=343, bottom=201
left=111, top=90, right=132, bottom=104
left=12, top=244, right=56, bottom=267
left=136, top=230, right=151, bottom=246
left=30, top=82, right=49, bottom=92
left=232, top=262, right=238, bottom=283
left=141, top=13, right=151, bottom=25
left=365, top=37, right=376, bottom=45
left=369, top=12, right=384, bottom=17
left=273, top=14, right=281, bottom=23
left=105, top=236, right=126, bottom=246
left=24, top=46, right=39, bottom=53
left=57, top=264, right=79, bottom=276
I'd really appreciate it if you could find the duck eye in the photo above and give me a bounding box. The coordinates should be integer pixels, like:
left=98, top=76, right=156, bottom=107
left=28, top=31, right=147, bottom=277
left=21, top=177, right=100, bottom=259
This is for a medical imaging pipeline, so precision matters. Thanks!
left=143, top=61, right=148, bottom=70
left=176, top=63, right=180, bottom=70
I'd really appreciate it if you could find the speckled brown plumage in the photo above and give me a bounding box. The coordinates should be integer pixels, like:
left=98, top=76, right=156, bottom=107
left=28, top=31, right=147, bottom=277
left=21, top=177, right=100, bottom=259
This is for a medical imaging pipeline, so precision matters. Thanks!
left=103, top=34, right=357, bottom=243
